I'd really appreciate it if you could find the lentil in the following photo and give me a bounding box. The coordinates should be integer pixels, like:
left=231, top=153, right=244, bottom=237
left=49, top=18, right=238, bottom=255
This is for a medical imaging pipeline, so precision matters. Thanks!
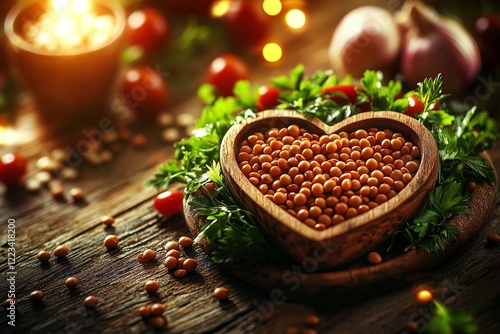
left=238, top=126, right=420, bottom=229
left=165, top=241, right=179, bottom=251
left=166, top=249, right=180, bottom=258
left=150, top=303, right=166, bottom=316
left=174, top=269, right=187, bottom=278
left=103, top=235, right=119, bottom=249
left=487, top=233, right=500, bottom=245
left=150, top=316, right=167, bottom=328
left=53, top=245, right=68, bottom=258
left=367, top=251, right=382, bottom=264
left=83, top=295, right=99, bottom=308
left=305, top=314, right=320, bottom=326
left=139, top=305, right=151, bottom=317
left=101, top=216, right=115, bottom=226
left=143, top=249, right=156, bottom=261
left=144, top=280, right=160, bottom=293
left=179, top=236, right=193, bottom=248
left=37, top=250, right=51, bottom=262
left=3, top=298, right=16, bottom=309
left=182, top=258, right=198, bottom=272
left=137, top=253, right=149, bottom=263
left=65, top=277, right=79, bottom=288
left=69, top=187, right=85, bottom=201
left=29, top=290, right=44, bottom=301
left=213, top=287, right=230, bottom=300
left=164, top=256, right=178, bottom=269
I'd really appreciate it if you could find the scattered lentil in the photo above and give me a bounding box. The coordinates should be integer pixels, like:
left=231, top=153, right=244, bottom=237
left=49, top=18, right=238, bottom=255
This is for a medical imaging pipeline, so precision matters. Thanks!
left=487, top=233, right=500, bottom=245
left=53, top=244, right=68, bottom=258
left=65, top=277, right=78, bottom=288
left=137, top=253, right=149, bottom=263
left=367, top=252, right=382, bottom=264
left=213, top=287, right=229, bottom=300
left=164, top=256, right=178, bottom=269
left=182, top=258, right=197, bottom=272
left=83, top=295, right=99, bottom=308
left=49, top=180, right=65, bottom=198
left=416, top=290, right=433, bottom=304
left=179, top=236, right=193, bottom=248
left=144, top=280, right=160, bottom=293
left=142, top=249, right=157, bottom=261
left=60, top=167, right=78, bottom=180
left=101, top=216, right=115, bottom=226
left=406, top=321, right=419, bottom=333
left=305, top=314, right=320, bottom=326
left=37, top=250, right=51, bottom=262
left=149, top=315, right=167, bottom=328
left=238, top=126, right=420, bottom=229
left=103, top=235, right=119, bottom=249
left=139, top=305, right=151, bottom=317
left=25, top=179, right=42, bottom=192
left=69, top=187, right=85, bottom=201
left=166, top=249, right=180, bottom=258
left=165, top=241, right=179, bottom=251
left=132, top=133, right=147, bottom=148
left=2, top=298, right=16, bottom=309
left=150, top=303, right=166, bottom=316
left=29, top=290, right=44, bottom=301
left=161, top=128, right=182, bottom=143
left=173, top=269, right=187, bottom=278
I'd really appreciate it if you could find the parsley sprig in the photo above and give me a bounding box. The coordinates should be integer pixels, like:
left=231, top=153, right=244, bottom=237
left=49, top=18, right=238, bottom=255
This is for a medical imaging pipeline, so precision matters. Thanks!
left=148, top=65, right=499, bottom=264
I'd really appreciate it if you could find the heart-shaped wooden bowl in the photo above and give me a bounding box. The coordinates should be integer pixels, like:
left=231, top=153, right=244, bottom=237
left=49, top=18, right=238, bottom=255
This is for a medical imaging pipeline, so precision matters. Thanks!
left=220, top=110, right=439, bottom=270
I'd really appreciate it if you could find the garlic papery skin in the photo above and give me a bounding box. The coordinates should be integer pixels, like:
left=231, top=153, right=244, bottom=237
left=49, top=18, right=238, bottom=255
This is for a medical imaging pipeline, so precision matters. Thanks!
left=400, top=1, right=481, bottom=94
left=328, top=6, right=401, bottom=79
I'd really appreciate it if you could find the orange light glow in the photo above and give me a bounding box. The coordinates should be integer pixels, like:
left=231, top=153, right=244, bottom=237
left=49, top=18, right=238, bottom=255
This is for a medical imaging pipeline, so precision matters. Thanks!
left=285, top=9, right=306, bottom=29
left=416, top=290, right=433, bottom=304
left=262, top=42, right=282, bottom=63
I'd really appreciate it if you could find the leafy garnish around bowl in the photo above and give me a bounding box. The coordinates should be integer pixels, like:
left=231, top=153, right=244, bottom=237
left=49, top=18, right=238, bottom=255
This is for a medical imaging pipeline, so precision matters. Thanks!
left=148, top=65, right=499, bottom=264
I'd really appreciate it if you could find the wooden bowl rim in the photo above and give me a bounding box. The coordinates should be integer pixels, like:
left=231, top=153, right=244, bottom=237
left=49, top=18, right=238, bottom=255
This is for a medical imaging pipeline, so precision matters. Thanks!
left=220, top=109, right=439, bottom=241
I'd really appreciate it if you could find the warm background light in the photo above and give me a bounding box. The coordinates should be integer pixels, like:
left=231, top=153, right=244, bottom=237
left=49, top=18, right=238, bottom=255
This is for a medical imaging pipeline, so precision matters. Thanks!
left=263, top=0, right=282, bottom=16
left=211, top=0, right=230, bottom=18
left=262, top=42, right=282, bottom=62
left=285, top=9, right=306, bottom=29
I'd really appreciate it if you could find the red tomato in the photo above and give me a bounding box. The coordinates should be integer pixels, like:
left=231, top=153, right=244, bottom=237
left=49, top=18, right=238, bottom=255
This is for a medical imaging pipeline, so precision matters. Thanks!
left=206, top=54, right=250, bottom=97
left=165, top=0, right=215, bottom=16
left=223, top=0, right=272, bottom=48
left=256, top=85, right=280, bottom=111
left=405, top=94, right=425, bottom=117
left=154, top=190, right=184, bottom=216
left=0, top=153, right=27, bottom=187
left=121, top=66, right=168, bottom=116
left=322, top=85, right=359, bottom=104
left=127, top=8, right=170, bottom=53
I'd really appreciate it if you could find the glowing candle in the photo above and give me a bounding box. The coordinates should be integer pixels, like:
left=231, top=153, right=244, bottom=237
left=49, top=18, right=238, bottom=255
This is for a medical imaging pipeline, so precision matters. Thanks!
left=22, top=0, right=115, bottom=53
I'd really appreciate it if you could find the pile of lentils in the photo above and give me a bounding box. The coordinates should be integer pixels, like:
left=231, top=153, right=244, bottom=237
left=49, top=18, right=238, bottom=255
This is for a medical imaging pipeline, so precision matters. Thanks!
left=237, top=125, right=421, bottom=230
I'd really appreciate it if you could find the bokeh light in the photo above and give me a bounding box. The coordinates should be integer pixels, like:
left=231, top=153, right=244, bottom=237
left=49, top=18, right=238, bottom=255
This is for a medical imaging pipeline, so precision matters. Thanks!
left=211, top=0, right=230, bottom=18
left=263, top=0, right=282, bottom=16
left=285, top=9, right=306, bottom=29
left=262, top=42, right=282, bottom=63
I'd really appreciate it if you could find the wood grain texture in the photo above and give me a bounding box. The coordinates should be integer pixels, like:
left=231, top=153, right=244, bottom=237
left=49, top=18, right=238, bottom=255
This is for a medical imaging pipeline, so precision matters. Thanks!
left=220, top=110, right=439, bottom=269
left=1, top=0, right=500, bottom=333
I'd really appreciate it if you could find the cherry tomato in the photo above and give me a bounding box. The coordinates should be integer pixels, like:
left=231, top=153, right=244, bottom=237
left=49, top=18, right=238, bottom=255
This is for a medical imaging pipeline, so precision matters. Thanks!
left=165, top=0, right=215, bottom=16
left=322, top=85, right=359, bottom=104
left=206, top=54, right=250, bottom=97
left=127, top=8, right=170, bottom=53
left=405, top=94, right=425, bottom=117
left=154, top=190, right=184, bottom=216
left=223, top=0, right=272, bottom=48
left=256, top=85, right=280, bottom=111
left=121, top=66, right=168, bottom=116
left=0, top=152, right=27, bottom=187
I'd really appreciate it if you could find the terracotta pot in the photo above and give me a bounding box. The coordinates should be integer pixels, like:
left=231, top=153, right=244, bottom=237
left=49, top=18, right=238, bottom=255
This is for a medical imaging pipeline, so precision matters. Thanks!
left=4, top=0, right=126, bottom=134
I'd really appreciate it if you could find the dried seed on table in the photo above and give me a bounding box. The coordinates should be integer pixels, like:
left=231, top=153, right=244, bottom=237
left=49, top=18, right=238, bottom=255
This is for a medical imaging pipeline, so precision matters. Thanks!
left=60, top=167, right=78, bottom=180
left=65, top=277, right=78, bottom=288
left=182, top=258, right=197, bottom=272
left=25, top=179, right=42, bottom=192
left=36, top=156, right=61, bottom=173
left=166, top=249, right=180, bottom=258
left=416, top=290, right=433, bottom=304
left=367, top=251, right=382, bottom=264
left=165, top=241, right=179, bottom=251
left=139, top=305, right=151, bottom=317
left=83, top=296, right=99, bottom=308
left=150, top=303, right=166, bottom=316
left=176, top=113, right=195, bottom=127
left=487, top=233, right=500, bottom=245
left=156, top=112, right=174, bottom=127
left=176, top=257, right=186, bottom=269
left=164, top=256, right=178, bottom=269
left=161, top=128, right=181, bottom=143
left=137, top=253, right=149, bottom=263
left=173, top=269, right=187, bottom=278
left=69, top=187, right=85, bottom=201
left=2, top=298, right=16, bottom=309
left=103, top=235, right=119, bottom=249
left=142, top=249, right=156, bottom=261
left=37, top=250, right=51, bottom=262
left=179, top=236, right=193, bottom=248
left=49, top=180, right=65, bottom=198
left=53, top=244, right=68, bottom=258
left=132, top=133, right=147, bottom=148
left=149, top=315, right=167, bottom=328
left=50, top=148, right=68, bottom=163
left=213, top=287, right=229, bottom=300
left=101, top=216, right=115, bottom=226
left=305, top=314, right=320, bottom=326
left=144, top=280, right=160, bottom=293
left=29, top=290, right=44, bottom=301
left=100, top=150, right=113, bottom=163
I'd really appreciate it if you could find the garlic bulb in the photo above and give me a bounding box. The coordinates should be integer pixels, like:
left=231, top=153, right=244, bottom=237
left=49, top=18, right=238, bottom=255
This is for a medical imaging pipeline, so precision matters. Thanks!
left=328, top=6, right=401, bottom=79
left=399, top=1, right=481, bottom=94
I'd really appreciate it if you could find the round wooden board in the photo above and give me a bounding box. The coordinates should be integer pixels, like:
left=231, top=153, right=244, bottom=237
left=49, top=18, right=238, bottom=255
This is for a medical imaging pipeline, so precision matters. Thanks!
left=184, top=155, right=498, bottom=303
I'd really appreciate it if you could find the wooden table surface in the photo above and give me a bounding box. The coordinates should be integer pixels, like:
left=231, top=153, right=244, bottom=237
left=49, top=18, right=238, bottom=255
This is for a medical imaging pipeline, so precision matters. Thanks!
left=1, top=1, right=500, bottom=333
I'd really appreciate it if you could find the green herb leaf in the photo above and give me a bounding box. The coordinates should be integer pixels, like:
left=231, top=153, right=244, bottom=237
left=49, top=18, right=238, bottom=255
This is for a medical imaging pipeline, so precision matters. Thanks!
left=426, top=301, right=477, bottom=334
